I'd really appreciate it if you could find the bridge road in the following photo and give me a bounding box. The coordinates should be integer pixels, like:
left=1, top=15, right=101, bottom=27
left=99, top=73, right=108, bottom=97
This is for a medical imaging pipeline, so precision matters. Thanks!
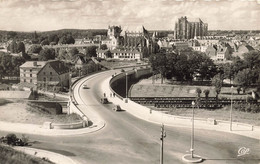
left=0, top=70, right=259, bottom=164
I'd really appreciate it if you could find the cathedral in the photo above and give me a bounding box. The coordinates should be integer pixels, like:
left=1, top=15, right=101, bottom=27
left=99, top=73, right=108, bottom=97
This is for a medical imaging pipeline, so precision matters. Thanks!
left=174, top=16, right=208, bottom=40
left=105, top=25, right=155, bottom=58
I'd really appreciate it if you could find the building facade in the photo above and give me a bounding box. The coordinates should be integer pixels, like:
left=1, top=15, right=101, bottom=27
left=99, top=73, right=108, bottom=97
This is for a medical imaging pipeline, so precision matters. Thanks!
left=20, top=60, right=70, bottom=91
left=174, top=16, right=208, bottom=40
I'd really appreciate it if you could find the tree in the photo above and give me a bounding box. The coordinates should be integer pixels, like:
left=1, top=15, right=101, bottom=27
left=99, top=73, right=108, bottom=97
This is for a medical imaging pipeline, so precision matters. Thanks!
left=243, top=50, right=260, bottom=70
left=149, top=53, right=167, bottom=84
left=58, top=49, right=68, bottom=60
left=58, top=33, right=75, bottom=45
left=203, top=89, right=210, bottom=108
left=17, top=41, right=25, bottom=53
left=85, top=46, right=97, bottom=57
left=28, top=44, right=42, bottom=54
left=68, top=47, right=79, bottom=60
left=38, top=48, right=56, bottom=61
left=174, top=53, right=190, bottom=82
left=40, top=39, right=50, bottom=46
left=234, top=68, right=254, bottom=93
left=22, top=52, right=31, bottom=60
left=232, top=57, right=246, bottom=74
left=11, top=56, right=25, bottom=77
left=212, top=73, right=223, bottom=101
left=165, top=53, right=178, bottom=79
left=7, top=40, right=18, bottom=53
left=48, top=34, right=59, bottom=44
left=104, top=50, right=112, bottom=58
left=7, top=31, right=17, bottom=39
left=100, top=44, right=108, bottom=50
left=196, top=87, right=202, bottom=97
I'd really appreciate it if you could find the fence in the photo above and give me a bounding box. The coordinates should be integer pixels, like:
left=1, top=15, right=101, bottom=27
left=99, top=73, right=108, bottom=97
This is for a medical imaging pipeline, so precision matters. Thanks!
left=130, top=97, right=259, bottom=109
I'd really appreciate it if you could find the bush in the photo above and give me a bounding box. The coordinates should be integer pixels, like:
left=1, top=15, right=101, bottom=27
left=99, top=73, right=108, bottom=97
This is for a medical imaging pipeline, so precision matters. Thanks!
left=0, top=134, right=29, bottom=146
left=6, top=134, right=17, bottom=145
left=233, top=103, right=260, bottom=113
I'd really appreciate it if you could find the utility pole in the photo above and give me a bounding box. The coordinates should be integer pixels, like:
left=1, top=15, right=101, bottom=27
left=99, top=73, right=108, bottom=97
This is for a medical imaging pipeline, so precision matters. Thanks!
left=160, top=124, right=166, bottom=164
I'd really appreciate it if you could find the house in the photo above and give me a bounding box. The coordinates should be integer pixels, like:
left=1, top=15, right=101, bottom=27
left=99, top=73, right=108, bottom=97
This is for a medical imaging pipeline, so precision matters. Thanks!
left=97, top=49, right=109, bottom=59
left=233, top=44, right=255, bottom=59
left=237, top=44, right=254, bottom=54
left=205, top=45, right=217, bottom=59
left=110, top=49, right=142, bottom=60
left=74, top=55, right=100, bottom=75
left=20, top=60, right=70, bottom=91
left=216, top=47, right=229, bottom=61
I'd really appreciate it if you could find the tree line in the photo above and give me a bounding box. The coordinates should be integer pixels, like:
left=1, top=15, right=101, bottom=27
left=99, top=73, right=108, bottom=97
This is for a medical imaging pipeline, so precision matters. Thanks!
left=149, top=48, right=217, bottom=84
left=150, top=49, right=260, bottom=98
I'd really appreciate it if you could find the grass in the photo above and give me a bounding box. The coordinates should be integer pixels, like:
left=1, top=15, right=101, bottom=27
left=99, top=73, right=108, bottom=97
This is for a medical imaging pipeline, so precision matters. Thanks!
left=100, top=60, right=138, bottom=69
left=131, top=78, right=254, bottom=99
left=26, top=103, right=82, bottom=124
left=0, top=98, right=12, bottom=106
left=0, top=144, right=54, bottom=164
left=49, top=113, right=83, bottom=124
left=149, top=106, right=260, bottom=126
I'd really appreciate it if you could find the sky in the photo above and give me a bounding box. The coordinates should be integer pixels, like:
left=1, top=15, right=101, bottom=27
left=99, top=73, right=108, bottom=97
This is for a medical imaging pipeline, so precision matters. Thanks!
left=0, top=0, right=259, bottom=32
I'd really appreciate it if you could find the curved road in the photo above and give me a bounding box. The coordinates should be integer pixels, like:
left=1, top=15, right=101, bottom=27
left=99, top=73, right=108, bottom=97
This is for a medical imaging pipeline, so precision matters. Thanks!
left=1, top=70, right=259, bottom=164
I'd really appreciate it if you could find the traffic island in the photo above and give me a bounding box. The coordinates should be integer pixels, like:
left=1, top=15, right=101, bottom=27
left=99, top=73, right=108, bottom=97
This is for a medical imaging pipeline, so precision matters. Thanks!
left=182, top=154, right=203, bottom=163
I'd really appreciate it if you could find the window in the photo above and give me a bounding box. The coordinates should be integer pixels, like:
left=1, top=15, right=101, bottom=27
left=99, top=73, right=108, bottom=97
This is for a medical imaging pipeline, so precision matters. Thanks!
left=50, top=77, right=52, bottom=81
left=24, top=74, right=26, bottom=77
left=30, top=69, right=32, bottom=72
left=30, top=74, right=32, bottom=77
left=43, top=72, right=45, bottom=75
left=30, top=79, right=32, bottom=83
left=50, top=72, right=52, bottom=75
left=43, top=77, right=46, bottom=81
left=24, top=79, right=26, bottom=82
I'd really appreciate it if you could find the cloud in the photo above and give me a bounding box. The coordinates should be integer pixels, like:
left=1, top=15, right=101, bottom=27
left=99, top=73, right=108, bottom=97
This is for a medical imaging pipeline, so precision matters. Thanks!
left=0, top=0, right=259, bottom=31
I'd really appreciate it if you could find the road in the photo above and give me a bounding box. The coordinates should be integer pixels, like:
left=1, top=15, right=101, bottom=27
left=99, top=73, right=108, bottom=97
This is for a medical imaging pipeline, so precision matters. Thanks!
left=1, top=70, right=259, bottom=164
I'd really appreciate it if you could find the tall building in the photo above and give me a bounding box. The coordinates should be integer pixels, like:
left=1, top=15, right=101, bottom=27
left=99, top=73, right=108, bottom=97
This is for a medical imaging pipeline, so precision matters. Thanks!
left=174, top=16, right=208, bottom=40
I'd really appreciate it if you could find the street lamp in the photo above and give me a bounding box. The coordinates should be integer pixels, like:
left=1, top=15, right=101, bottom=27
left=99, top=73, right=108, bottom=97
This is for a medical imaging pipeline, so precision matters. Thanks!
left=182, top=101, right=202, bottom=162
left=125, top=72, right=128, bottom=99
left=191, top=100, right=195, bottom=158
left=230, top=86, right=233, bottom=131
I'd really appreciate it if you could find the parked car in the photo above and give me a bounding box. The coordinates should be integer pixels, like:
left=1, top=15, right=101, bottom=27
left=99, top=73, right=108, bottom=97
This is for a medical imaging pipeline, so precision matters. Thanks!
left=100, top=97, right=108, bottom=104
left=112, top=105, right=121, bottom=111
left=83, top=84, right=88, bottom=89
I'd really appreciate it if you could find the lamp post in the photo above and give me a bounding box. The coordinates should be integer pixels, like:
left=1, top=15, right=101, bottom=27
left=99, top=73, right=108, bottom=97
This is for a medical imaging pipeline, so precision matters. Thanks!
left=125, top=72, right=128, bottom=99
left=191, top=100, right=195, bottom=158
left=182, top=101, right=202, bottom=162
left=230, top=86, right=233, bottom=131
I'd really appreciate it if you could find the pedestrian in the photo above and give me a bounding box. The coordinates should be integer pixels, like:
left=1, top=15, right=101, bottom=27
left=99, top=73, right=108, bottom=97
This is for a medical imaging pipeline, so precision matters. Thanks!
left=104, top=93, right=106, bottom=97
left=113, top=92, right=115, bottom=97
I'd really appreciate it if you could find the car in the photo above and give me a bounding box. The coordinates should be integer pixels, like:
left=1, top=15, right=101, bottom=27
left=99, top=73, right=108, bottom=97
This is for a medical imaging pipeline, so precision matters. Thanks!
left=100, top=97, right=109, bottom=104
left=112, top=105, right=121, bottom=111
left=83, top=84, right=88, bottom=89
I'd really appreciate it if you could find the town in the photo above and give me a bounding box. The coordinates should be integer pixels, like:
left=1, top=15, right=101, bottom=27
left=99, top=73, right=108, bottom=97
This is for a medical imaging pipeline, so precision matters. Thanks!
left=0, top=0, right=260, bottom=164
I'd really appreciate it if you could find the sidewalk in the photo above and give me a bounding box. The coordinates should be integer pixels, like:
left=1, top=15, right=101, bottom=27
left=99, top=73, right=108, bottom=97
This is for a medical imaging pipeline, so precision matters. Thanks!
left=14, top=146, right=79, bottom=164
left=102, top=77, right=260, bottom=140
left=0, top=121, right=105, bottom=136
left=0, top=73, right=107, bottom=136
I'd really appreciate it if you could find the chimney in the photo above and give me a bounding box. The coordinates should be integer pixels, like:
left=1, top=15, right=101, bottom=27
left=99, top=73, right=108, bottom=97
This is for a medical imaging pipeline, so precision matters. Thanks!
left=33, top=61, right=37, bottom=66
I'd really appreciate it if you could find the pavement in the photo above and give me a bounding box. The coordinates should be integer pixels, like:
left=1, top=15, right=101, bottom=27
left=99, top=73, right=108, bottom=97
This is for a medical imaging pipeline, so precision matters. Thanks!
left=1, top=71, right=260, bottom=139
left=101, top=76, right=260, bottom=140
left=0, top=71, right=260, bottom=164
